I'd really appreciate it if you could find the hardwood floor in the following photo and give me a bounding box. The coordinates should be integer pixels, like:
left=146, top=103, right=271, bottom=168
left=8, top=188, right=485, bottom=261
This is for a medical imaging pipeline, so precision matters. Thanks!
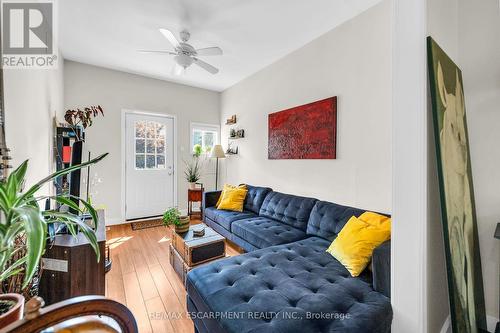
left=105, top=219, right=242, bottom=333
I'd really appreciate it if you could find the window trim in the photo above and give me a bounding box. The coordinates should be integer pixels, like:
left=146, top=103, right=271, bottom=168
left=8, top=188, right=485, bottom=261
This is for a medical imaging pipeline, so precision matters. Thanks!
left=190, top=122, right=220, bottom=155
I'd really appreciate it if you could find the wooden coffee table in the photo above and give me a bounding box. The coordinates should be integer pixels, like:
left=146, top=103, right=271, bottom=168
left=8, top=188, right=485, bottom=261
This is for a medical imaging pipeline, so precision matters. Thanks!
left=169, top=224, right=225, bottom=286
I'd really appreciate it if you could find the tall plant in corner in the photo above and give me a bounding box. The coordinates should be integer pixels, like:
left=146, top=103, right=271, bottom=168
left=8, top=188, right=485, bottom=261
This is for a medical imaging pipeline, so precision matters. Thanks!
left=0, top=153, right=108, bottom=293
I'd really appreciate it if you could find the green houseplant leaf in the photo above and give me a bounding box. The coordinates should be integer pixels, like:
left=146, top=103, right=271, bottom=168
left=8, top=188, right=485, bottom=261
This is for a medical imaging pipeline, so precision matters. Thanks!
left=0, top=153, right=108, bottom=291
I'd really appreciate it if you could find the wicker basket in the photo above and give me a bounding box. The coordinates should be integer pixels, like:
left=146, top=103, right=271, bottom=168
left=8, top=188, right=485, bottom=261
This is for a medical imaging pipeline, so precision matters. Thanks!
left=175, top=216, right=190, bottom=234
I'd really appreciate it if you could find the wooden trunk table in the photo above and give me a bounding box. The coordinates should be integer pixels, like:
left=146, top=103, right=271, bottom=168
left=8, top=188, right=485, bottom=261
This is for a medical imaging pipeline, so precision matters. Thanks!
left=169, top=224, right=225, bottom=285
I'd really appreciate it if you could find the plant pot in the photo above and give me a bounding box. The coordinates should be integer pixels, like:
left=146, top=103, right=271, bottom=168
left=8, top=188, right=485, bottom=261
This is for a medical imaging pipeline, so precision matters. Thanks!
left=175, top=216, right=190, bottom=234
left=188, top=182, right=197, bottom=190
left=0, top=293, right=24, bottom=329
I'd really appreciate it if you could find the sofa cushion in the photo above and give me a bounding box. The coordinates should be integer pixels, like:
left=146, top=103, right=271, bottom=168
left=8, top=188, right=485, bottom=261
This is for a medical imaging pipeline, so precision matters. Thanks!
left=259, top=192, right=317, bottom=231
left=204, top=207, right=256, bottom=231
left=306, top=201, right=366, bottom=241
left=231, top=217, right=306, bottom=249
left=186, top=237, right=392, bottom=333
left=243, top=185, right=272, bottom=214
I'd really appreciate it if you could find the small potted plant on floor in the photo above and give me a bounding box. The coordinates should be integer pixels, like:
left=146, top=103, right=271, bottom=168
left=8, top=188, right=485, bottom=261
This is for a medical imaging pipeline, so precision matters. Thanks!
left=163, top=208, right=190, bottom=234
left=184, top=158, right=201, bottom=190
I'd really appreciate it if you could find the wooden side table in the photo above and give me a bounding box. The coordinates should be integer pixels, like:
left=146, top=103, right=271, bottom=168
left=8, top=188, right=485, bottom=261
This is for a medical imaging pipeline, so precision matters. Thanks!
left=188, top=187, right=204, bottom=218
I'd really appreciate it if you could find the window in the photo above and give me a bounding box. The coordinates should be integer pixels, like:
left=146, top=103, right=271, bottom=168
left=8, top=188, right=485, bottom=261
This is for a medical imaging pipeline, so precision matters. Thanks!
left=191, top=123, right=220, bottom=155
left=135, top=121, right=166, bottom=169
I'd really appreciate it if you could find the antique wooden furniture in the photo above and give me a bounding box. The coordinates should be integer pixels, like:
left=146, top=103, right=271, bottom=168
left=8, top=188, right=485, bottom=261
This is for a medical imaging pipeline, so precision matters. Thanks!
left=188, top=185, right=204, bottom=218
left=39, top=211, right=107, bottom=305
left=0, top=296, right=137, bottom=333
left=169, top=224, right=225, bottom=285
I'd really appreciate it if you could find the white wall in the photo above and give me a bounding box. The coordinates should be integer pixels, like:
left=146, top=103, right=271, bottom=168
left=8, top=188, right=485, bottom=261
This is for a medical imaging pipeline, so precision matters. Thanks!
left=3, top=59, right=64, bottom=195
left=63, top=61, right=220, bottom=224
left=220, top=0, right=392, bottom=212
left=459, top=0, right=500, bottom=325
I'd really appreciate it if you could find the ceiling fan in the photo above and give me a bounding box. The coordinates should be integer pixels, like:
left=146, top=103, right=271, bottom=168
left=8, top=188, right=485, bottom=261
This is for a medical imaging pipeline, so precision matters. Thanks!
left=139, top=29, right=222, bottom=75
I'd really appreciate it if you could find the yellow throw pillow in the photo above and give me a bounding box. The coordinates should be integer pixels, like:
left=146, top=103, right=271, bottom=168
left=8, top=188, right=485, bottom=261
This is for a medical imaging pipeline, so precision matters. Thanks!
left=216, top=184, right=246, bottom=207
left=358, top=211, right=391, bottom=230
left=217, top=184, right=248, bottom=212
left=326, top=215, right=391, bottom=277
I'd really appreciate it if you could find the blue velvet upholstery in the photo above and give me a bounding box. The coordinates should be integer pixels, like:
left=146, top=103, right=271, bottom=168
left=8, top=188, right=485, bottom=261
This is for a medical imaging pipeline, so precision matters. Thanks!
left=242, top=185, right=273, bottom=214
left=204, top=207, right=256, bottom=231
left=259, top=192, right=317, bottom=231
left=204, top=190, right=222, bottom=210
left=372, top=240, right=391, bottom=298
left=187, top=237, right=392, bottom=333
left=306, top=201, right=366, bottom=241
left=197, top=185, right=393, bottom=332
left=231, top=217, right=306, bottom=249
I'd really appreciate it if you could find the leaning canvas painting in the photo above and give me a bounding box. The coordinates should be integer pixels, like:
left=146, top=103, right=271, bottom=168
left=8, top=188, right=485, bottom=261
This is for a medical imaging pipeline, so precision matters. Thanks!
left=427, top=37, right=487, bottom=333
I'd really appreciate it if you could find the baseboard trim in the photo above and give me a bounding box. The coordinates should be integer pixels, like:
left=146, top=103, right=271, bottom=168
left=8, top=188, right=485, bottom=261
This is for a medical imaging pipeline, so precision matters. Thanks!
left=105, top=208, right=188, bottom=226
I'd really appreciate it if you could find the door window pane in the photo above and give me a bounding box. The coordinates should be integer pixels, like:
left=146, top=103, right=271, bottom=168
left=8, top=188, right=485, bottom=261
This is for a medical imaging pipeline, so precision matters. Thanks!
left=136, top=154, right=145, bottom=169
left=135, top=121, right=145, bottom=138
left=146, top=122, right=155, bottom=139
left=156, top=124, right=166, bottom=139
left=146, top=140, right=155, bottom=154
left=157, top=139, right=165, bottom=154
left=146, top=155, right=156, bottom=168
left=157, top=155, right=165, bottom=167
left=134, top=120, right=167, bottom=170
left=136, top=139, right=145, bottom=153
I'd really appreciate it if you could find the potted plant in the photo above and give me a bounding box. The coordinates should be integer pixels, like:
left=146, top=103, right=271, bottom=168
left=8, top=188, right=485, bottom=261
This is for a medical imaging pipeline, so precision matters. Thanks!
left=0, top=153, right=107, bottom=329
left=162, top=208, right=190, bottom=234
left=0, top=294, right=23, bottom=329
left=184, top=158, right=201, bottom=190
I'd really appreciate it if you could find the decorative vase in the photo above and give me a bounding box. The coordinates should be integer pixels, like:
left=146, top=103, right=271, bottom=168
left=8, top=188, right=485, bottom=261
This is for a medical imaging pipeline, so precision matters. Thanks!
left=175, top=216, right=190, bottom=234
left=188, top=182, right=196, bottom=190
left=0, top=293, right=24, bottom=329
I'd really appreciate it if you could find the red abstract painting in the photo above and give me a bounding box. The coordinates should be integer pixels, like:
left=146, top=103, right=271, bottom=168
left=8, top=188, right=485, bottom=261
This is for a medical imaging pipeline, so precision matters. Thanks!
left=268, top=97, right=337, bottom=159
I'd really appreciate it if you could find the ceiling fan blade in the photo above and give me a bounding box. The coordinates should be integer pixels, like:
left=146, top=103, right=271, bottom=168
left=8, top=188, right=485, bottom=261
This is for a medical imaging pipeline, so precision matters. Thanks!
left=195, top=47, right=223, bottom=56
left=172, top=63, right=185, bottom=76
left=159, top=28, right=180, bottom=49
left=193, top=58, right=219, bottom=74
left=138, top=50, right=176, bottom=55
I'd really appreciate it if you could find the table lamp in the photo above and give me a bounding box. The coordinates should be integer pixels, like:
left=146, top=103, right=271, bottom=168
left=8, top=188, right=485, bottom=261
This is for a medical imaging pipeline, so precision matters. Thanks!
left=211, top=145, right=225, bottom=190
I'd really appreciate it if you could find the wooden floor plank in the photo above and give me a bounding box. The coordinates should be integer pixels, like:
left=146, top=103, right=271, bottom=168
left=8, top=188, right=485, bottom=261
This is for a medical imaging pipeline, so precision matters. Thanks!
left=150, top=265, right=193, bottom=333
left=136, top=265, right=159, bottom=301
left=106, top=218, right=243, bottom=333
left=123, top=271, right=153, bottom=333
left=145, top=296, right=176, bottom=333
left=106, top=255, right=126, bottom=305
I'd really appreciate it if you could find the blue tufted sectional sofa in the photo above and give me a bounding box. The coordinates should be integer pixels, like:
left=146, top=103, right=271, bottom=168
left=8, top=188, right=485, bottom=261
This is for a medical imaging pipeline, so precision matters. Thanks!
left=186, top=185, right=392, bottom=333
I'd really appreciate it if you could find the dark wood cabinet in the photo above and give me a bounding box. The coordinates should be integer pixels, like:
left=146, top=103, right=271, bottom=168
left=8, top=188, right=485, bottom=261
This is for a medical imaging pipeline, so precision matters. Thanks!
left=39, top=211, right=106, bottom=305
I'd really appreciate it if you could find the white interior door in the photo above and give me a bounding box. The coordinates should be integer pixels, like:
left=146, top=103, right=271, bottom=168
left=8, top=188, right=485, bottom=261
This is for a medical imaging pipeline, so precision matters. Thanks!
left=125, top=113, right=174, bottom=220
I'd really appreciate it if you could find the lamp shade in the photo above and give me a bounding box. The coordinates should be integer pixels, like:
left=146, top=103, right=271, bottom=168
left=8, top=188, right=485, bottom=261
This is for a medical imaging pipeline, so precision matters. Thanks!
left=211, top=144, right=226, bottom=158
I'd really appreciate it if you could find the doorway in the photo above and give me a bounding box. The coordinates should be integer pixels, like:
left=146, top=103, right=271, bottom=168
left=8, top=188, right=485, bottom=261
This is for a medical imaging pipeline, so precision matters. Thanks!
left=124, top=112, right=175, bottom=220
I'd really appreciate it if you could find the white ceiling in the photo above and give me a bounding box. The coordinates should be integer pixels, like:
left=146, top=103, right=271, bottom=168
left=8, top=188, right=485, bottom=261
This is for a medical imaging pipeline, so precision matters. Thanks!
left=60, top=0, right=381, bottom=92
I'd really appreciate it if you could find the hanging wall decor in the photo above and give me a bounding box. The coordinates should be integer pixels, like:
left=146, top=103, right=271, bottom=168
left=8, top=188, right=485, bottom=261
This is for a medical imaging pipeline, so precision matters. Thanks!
left=268, top=97, right=337, bottom=159
left=427, top=36, right=487, bottom=333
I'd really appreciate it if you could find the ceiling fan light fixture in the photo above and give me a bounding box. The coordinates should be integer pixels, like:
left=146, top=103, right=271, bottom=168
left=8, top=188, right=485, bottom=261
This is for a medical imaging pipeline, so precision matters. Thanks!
left=142, top=29, right=221, bottom=75
left=174, top=54, right=193, bottom=68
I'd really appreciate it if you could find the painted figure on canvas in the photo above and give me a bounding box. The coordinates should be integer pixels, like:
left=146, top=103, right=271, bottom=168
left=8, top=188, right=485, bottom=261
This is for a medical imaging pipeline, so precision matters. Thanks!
left=427, top=37, right=486, bottom=333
